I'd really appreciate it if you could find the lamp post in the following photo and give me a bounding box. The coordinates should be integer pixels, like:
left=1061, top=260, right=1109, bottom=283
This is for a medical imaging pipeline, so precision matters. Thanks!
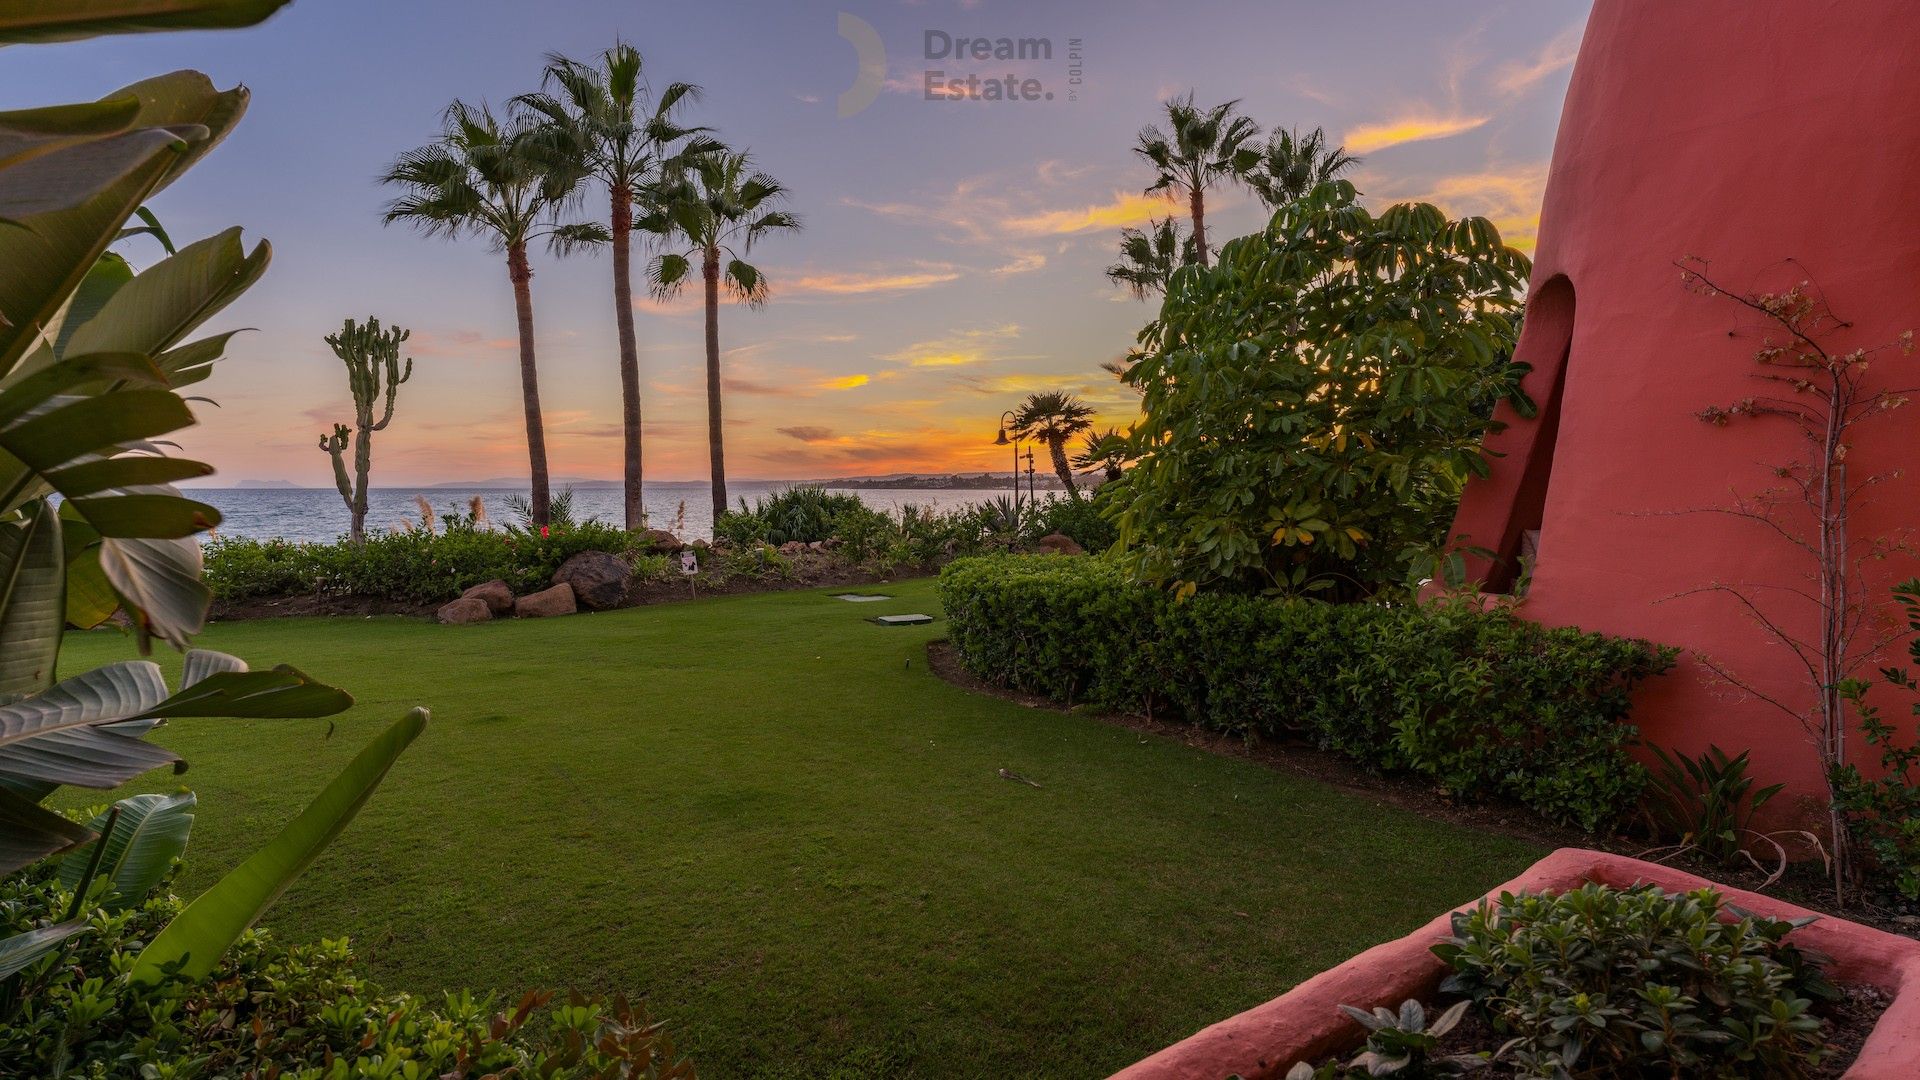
left=994, top=410, right=1021, bottom=520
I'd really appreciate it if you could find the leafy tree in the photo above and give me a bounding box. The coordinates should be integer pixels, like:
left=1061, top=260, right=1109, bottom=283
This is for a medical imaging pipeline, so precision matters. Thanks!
left=317, top=316, right=412, bottom=545
left=380, top=101, right=605, bottom=528
left=1132, top=93, right=1261, bottom=267
left=1106, top=216, right=1196, bottom=300
left=1249, top=126, right=1359, bottom=209
left=1011, top=391, right=1095, bottom=498
left=517, top=43, right=714, bottom=529
left=640, top=150, right=801, bottom=520
left=1109, top=181, right=1531, bottom=600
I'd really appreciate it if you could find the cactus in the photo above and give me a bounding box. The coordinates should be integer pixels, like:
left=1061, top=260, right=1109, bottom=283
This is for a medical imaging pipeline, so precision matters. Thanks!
left=318, top=317, right=413, bottom=544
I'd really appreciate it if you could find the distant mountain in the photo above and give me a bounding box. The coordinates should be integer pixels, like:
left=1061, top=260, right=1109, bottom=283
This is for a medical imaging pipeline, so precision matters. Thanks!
left=419, top=476, right=621, bottom=489
left=224, top=479, right=308, bottom=489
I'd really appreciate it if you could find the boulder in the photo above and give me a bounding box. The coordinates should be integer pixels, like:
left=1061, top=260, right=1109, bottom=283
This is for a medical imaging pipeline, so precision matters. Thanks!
left=460, top=578, right=514, bottom=616
left=437, top=597, right=493, bottom=625
left=638, top=528, right=681, bottom=552
left=778, top=540, right=806, bottom=556
left=1037, top=532, right=1085, bottom=556
left=552, top=550, right=629, bottom=610
left=514, top=582, right=577, bottom=618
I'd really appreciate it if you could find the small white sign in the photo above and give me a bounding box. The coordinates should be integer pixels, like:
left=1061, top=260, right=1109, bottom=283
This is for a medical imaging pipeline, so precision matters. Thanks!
left=680, top=550, right=699, bottom=576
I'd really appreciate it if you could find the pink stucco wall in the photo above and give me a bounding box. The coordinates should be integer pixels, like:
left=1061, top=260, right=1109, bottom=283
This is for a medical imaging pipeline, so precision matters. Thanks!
left=1447, top=0, right=1920, bottom=810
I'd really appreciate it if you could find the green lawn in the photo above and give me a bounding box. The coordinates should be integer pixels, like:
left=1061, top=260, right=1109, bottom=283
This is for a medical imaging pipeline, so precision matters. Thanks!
left=59, top=578, right=1543, bottom=1078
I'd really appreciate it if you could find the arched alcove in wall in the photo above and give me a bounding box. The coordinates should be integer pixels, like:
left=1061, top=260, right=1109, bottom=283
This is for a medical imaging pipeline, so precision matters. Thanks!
left=1483, top=275, right=1575, bottom=594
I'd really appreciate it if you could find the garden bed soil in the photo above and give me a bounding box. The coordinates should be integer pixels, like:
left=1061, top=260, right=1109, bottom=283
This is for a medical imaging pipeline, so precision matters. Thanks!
left=923, top=640, right=1920, bottom=938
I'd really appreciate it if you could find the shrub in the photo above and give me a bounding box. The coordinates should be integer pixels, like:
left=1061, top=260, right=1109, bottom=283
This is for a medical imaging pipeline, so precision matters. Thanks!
left=1432, top=883, right=1835, bottom=1077
left=1831, top=578, right=1920, bottom=902
left=204, top=520, right=652, bottom=605
left=937, top=555, right=1675, bottom=829
left=1022, top=492, right=1118, bottom=552
left=0, top=859, right=692, bottom=1078
left=714, top=485, right=871, bottom=546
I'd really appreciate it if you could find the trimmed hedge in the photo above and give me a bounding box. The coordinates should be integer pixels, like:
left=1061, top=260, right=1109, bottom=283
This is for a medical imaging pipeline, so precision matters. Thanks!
left=937, top=556, right=1677, bottom=830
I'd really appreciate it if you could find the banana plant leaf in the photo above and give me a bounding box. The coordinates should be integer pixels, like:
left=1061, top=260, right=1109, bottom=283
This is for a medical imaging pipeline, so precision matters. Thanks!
left=0, top=786, right=92, bottom=872
left=59, top=226, right=270, bottom=362
left=0, top=652, right=351, bottom=850
left=132, top=708, right=427, bottom=983
left=0, top=919, right=88, bottom=979
left=0, top=0, right=294, bottom=45
left=0, top=500, right=63, bottom=697
left=0, top=72, right=248, bottom=379
left=58, top=791, right=194, bottom=910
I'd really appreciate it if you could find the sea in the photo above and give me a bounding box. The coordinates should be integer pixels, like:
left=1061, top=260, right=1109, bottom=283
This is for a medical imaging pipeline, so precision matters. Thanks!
left=189, top=481, right=1010, bottom=544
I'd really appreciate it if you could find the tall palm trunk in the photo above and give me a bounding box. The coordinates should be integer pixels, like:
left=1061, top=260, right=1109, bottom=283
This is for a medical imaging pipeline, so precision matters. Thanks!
left=506, top=240, right=552, bottom=527
left=1047, top=436, right=1078, bottom=497
left=702, top=243, right=726, bottom=520
left=610, top=184, right=644, bottom=530
left=1189, top=187, right=1209, bottom=267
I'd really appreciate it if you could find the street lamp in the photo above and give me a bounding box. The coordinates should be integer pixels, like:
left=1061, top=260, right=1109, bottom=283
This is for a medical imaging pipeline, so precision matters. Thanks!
left=994, top=410, right=1020, bottom=517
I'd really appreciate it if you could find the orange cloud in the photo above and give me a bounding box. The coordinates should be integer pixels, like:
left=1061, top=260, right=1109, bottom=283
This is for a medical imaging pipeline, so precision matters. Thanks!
left=1343, top=113, right=1490, bottom=154
left=821, top=373, right=871, bottom=389
left=882, top=324, right=1026, bottom=369
left=1003, top=191, right=1179, bottom=236
left=993, top=252, right=1047, bottom=275
left=783, top=268, right=961, bottom=296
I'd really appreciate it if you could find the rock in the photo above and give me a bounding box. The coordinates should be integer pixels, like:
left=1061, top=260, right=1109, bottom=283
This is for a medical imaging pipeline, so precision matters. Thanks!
left=460, top=578, right=514, bottom=616
left=1037, top=532, right=1085, bottom=556
left=437, top=597, right=493, bottom=625
left=514, top=582, right=577, bottom=618
left=807, top=541, right=826, bottom=551
left=552, top=550, right=629, bottom=611
left=778, top=540, right=806, bottom=556
left=638, top=528, right=681, bottom=551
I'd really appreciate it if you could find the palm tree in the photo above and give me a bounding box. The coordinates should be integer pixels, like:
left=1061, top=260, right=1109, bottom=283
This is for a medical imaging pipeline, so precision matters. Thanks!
left=517, top=44, right=715, bottom=530
left=1133, top=93, right=1261, bottom=267
left=1250, top=126, right=1359, bottom=209
left=640, top=150, right=801, bottom=520
left=381, top=100, right=604, bottom=527
left=1072, top=427, right=1128, bottom=485
left=1011, top=391, right=1096, bottom=497
left=1106, top=216, right=1197, bottom=300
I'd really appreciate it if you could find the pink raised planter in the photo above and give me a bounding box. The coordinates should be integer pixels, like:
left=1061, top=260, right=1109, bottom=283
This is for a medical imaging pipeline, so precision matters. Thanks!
left=1113, top=848, right=1920, bottom=1080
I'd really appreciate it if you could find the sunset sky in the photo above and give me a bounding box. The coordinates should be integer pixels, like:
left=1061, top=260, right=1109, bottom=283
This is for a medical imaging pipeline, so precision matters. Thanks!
left=11, top=0, right=1588, bottom=485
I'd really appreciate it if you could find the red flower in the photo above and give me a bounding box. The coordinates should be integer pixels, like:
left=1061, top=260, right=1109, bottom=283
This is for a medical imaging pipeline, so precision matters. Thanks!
left=540, top=526, right=550, bottom=539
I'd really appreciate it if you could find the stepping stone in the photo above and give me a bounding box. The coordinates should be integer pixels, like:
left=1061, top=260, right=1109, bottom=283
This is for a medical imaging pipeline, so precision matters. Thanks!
left=833, top=593, right=892, bottom=602
left=872, top=613, right=934, bottom=626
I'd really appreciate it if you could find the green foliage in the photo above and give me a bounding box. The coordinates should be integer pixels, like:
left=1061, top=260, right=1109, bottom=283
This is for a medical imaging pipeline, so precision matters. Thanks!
left=1287, top=1000, right=1478, bottom=1079
left=714, top=485, right=870, bottom=546
left=938, top=556, right=1675, bottom=829
left=1647, top=744, right=1784, bottom=866
left=203, top=519, right=653, bottom=604
left=1109, top=181, right=1531, bottom=600
left=0, top=860, right=692, bottom=1078
left=1023, top=492, right=1118, bottom=553
left=1432, top=884, right=1835, bottom=1077
left=1830, top=577, right=1920, bottom=902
